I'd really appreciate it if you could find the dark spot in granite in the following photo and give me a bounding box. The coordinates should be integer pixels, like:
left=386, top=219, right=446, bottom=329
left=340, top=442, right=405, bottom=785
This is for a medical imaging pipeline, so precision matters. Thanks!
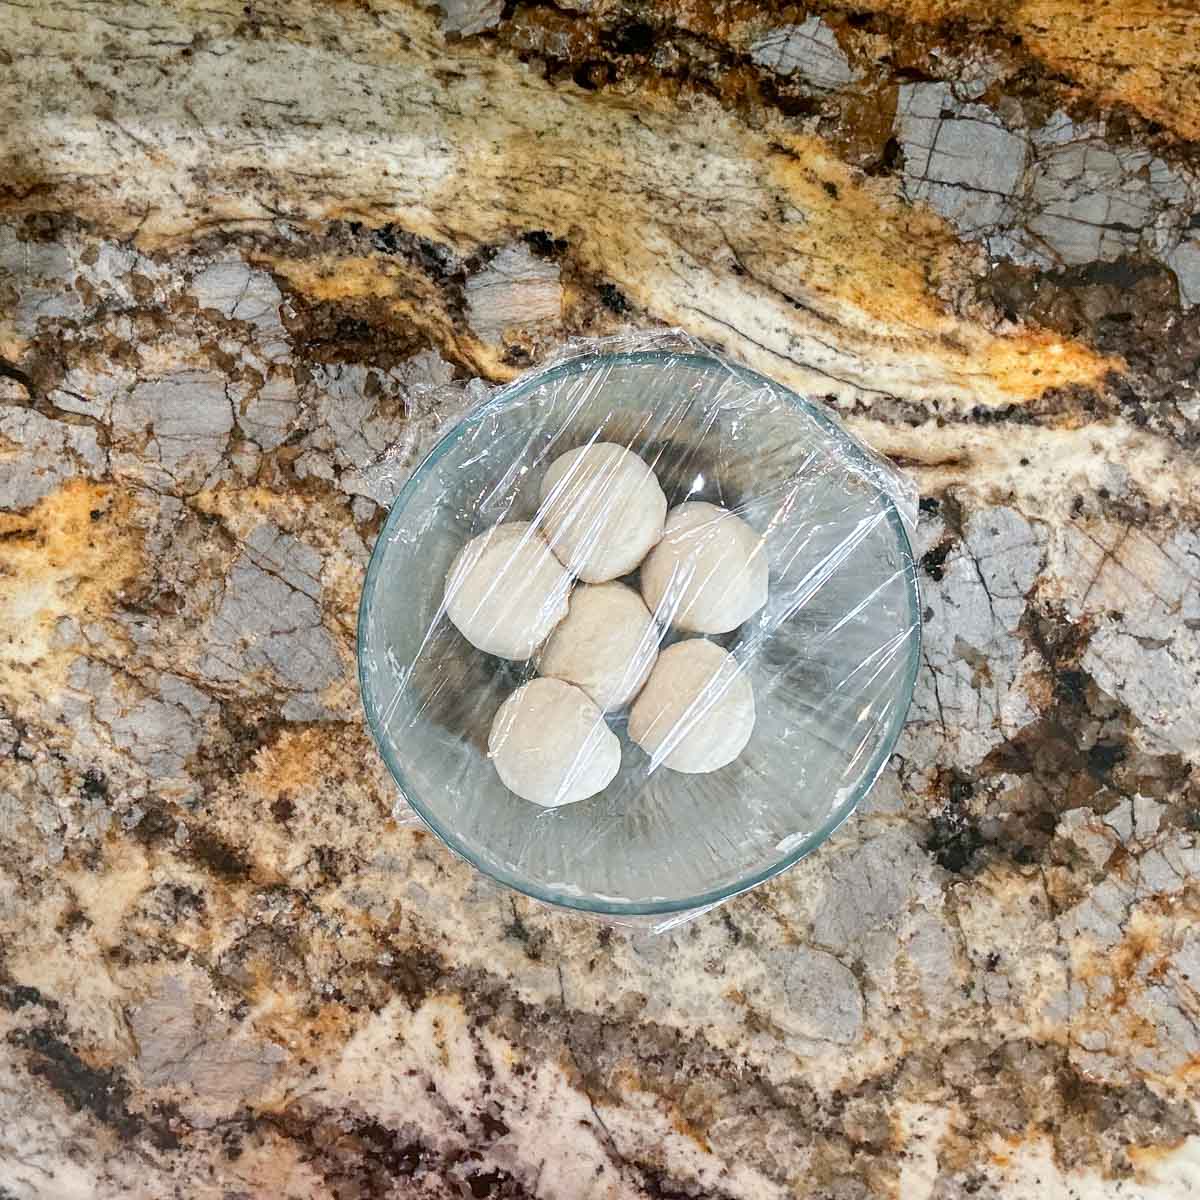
left=363, top=223, right=403, bottom=256
left=1051, top=1052, right=1199, bottom=1165
left=5, top=715, right=34, bottom=763
left=406, top=234, right=463, bottom=282
left=522, top=230, right=568, bottom=259
left=834, top=87, right=899, bottom=171
left=0, top=981, right=54, bottom=1013
left=633, top=1160, right=739, bottom=1199
left=720, top=909, right=743, bottom=945
left=312, top=845, right=341, bottom=880
left=1086, top=740, right=1127, bottom=778
left=479, top=1110, right=510, bottom=1140
left=572, top=60, right=612, bottom=91
left=80, top=767, right=107, bottom=800
left=503, top=900, right=535, bottom=950
left=217, top=923, right=308, bottom=997
left=597, top=282, right=630, bottom=314
left=170, top=883, right=206, bottom=913
left=6, top=212, right=84, bottom=243
left=221, top=1123, right=245, bottom=1160
left=932, top=1038, right=1200, bottom=1179
left=926, top=773, right=985, bottom=873
left=377, top=947, right=446, bottom=1011
left=270, top=794, right=296, bottom=825
left=967, top=402, right=1035, bottom=427
left=501, top=339, right=535, bottom=367
left=56, top=898, right=92, bottom=934
left=187, top=826, right=255, bottom=882
left=466, top=1166, right=527, bottom=1198
left=212, top=704, right=285, bottom=779
left=920, top=538, right=953, bottom=582
left=8, top=1026, right=180, bottom=1151
left=602, top=21, right=656, bottom=59
left=130, top=803, right=177, bottom=846
left=267, top=1107, right=425, bottom=1192
left=1054, top=667, right=1088, bottom=706
left=758, top=77, right=822, bottom=120
left=981, top=698, right=1115, bottom=858
left=865, top=134, right=904, bottom=178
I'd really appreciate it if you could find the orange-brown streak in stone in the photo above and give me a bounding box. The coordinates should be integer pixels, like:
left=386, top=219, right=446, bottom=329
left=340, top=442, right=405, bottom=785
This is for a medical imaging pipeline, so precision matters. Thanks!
left=0, top=481, right=143, bottom=705
left=255, top=251, right=506, bottom=380
left=1017, top=0, right=1200, bottom=143
left=0, top=1, right=1117, bottom=408
left=1128, top=1136, right=1200, bottom=1179
left=809, top=0, right=1199, bottom=143
left=241, top=724, right=368, bottom=805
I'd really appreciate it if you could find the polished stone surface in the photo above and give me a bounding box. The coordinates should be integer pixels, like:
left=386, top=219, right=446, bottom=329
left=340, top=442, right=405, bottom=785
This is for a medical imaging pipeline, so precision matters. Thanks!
left=1, top=3, right=1198, bottom=1197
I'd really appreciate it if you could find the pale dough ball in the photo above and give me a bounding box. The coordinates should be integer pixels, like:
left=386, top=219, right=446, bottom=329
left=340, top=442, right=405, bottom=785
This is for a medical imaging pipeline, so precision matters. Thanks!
left=488, top=678, right=621, bottom=806
left=640, top=501, right=768, bottom=634
left=444, top=522, right=571, bottom=660
left=628, top=639, right=755, bottom=774
left=539, top=443, right=667, bottom=583
left=539, top=581, right=660, bottom=712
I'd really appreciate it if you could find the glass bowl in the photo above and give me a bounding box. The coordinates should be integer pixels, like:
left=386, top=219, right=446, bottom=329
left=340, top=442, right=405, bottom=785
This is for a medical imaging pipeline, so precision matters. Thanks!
left=358, top=346, right=921, bottom=915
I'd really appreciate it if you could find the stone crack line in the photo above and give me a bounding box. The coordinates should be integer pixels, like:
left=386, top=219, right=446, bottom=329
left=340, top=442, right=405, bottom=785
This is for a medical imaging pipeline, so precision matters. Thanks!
left=556, top=962, right=628, bottom=1176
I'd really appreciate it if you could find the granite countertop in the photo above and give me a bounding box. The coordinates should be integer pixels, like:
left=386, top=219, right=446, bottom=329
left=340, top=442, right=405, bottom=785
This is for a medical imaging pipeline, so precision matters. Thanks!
left=2, top=2, right=1199, bottom=1197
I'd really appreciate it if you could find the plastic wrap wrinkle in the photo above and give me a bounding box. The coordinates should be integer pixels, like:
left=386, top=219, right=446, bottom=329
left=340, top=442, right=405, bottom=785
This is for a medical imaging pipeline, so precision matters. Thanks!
left=358, top=330, right=921, bottom=927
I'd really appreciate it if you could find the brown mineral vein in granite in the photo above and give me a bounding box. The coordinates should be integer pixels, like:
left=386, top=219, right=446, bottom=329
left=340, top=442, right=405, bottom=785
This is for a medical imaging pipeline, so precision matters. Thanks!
left=2, top=2, right=1200, bottom=1199
left=495, top=1, right=1200, bottom=153
left=0, top=0, right=1113, bottom=407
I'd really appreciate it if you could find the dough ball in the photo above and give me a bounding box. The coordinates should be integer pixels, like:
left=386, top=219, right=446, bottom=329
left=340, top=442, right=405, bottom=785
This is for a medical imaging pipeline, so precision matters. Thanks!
left=489, top=678, right=621, bottom=806
left=539, top=443, right=667, bottom=583
left=445, top=522, right=571, bottom=660
left=640, top=501, right=768, bottom=634
left=628, top=639, right=755, bottom=774
left=539, top=581, right=660, bottom=711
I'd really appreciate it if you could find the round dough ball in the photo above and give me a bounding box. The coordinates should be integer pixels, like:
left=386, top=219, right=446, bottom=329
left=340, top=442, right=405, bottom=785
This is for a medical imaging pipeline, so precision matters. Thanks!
left=445, top=522, right=571, bottom=660
left=628, top=639, right=755, bottom=774
left=489, top=678, right=621, bottom=806
left=640, top=501, right=767, bottom=634
left=539, top=443, right=667, bottom=583
left=539, top=581, right=660, bottom=711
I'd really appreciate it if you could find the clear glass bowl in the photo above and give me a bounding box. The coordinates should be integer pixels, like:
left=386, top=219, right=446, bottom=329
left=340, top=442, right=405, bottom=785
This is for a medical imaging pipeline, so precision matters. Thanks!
left=358, top=348, right=920, bottom=915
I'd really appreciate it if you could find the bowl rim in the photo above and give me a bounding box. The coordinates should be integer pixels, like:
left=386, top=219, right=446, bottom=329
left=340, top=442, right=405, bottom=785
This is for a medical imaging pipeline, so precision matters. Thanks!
left=357, top=347, right=922, bottom=915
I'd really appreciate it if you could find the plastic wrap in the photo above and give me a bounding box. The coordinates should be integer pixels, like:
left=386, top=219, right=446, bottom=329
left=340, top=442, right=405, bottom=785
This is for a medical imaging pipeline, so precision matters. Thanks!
left=358, top=331, right=921, bottom=928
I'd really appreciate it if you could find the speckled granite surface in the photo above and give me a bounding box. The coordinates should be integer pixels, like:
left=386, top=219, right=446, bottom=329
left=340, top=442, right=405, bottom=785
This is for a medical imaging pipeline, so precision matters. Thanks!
left=2, top=2, right=1199, bottom=1197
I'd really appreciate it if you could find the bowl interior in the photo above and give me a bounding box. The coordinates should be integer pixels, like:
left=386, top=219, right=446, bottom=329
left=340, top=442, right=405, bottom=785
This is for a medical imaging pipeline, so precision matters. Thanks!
left=358, top=350, right=920, bottom=914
